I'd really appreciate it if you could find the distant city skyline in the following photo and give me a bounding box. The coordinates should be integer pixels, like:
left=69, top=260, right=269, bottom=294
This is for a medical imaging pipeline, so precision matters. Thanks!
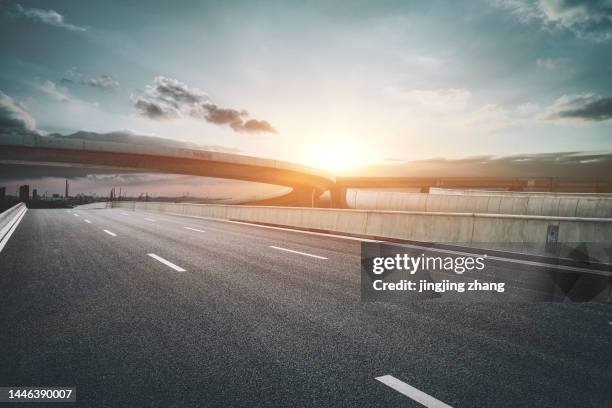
left=0, top=172, right=288, bottom=201
left=1, top=0, right=611, bottom=173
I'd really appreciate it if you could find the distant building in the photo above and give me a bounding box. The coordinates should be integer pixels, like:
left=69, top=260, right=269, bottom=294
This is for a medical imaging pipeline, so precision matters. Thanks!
left=19, top=185, right=30, bottom=202
left=32, top=189, right=38, bottom=200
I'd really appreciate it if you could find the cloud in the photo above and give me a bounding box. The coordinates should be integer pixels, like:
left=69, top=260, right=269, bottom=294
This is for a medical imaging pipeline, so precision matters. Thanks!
left=38, top=80, right=71, bottom=103
left=402, top=55, right=447, bottom=71
left=0, top=90, right=39, bottom=135
left=462, top=104, right=512, bottom=133
left=541, top=93, right=612, bottom=122
left=384, top=86, right=543, bottom=136
left=0, top=89, right=244, bottom=153
left=360, top=151, right=612, bottom=178
left=37, top=80, right=100, bottom=109
left=231, top=119, right=277, bottom=133
left=85, top=75, right=120, bottom=91
left=536, top=57, right=566, bottom=70
left=494, top=0, right=612, bottom=41
left=516, top=102, right=541, bottom=116
left=133, top=76, right=277, bottom=133
left=201, top=103, right=247, bottom=126
left=383, top=87, right=471, bottom=113
left=13, top=4, right=88, bottom=32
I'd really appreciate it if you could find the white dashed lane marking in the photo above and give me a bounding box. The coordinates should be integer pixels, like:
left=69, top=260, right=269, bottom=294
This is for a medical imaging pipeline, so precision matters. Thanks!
left=103, top=230, right=117, bottom=237
left=184, top=227, right=205, bottom=233
left=375, top=375, right=453, bottom=408
left=269, top=245, right=327, bottom=260
left=147, top=253, right=186, bottom=272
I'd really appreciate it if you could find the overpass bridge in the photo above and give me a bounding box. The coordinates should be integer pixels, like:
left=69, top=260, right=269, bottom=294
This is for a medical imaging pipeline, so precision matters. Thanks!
left=0, top=134, right=335, bottom=207
left=2, top=133, right=612, bottom=207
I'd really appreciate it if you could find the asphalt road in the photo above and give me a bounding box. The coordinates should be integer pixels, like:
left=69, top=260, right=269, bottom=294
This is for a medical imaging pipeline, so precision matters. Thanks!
left=0, top=208, right=610, bottom=407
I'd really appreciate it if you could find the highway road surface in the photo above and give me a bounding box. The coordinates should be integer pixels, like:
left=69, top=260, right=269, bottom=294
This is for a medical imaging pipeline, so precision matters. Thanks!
left=0, top=208, right=610, bottom=407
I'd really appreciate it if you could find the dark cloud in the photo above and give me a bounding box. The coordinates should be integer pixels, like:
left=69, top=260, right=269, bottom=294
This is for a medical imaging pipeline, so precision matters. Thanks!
left=1, top=89, right=241, bottom=153
left=154, top=77, right=206, bottom=105
left=133, top=76, right=277, bottom=133
left=495, top=0, right=612, bottom=41
left=232, top=119, right=277, bottom=133
left=85, top=75, right=120, bottom=91
left=0, top=91, right=39, bottom=135
left=134, top=99, right=167, bottom=119
left=542, top=94, right=612, bottom=122
left=13, top=4, right=88, bottom=32
left=203, top=104, right=247, bottom=126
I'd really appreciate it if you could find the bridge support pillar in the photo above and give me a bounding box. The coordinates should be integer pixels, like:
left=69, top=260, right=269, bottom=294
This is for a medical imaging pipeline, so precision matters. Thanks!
left=330, top=187, right=347, bottom=209
left=244, top=187, right=319, bottom=207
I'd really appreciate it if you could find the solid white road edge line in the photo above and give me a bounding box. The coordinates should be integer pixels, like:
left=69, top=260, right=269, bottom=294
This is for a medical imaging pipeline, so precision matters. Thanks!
left=375, top=375, right=453, bottom=408
left=0, top=206, right=27, bottom=253
left=171, top=213, right=380, bottom=243
left=269, top=245, right=328, bottom=260
left=393, top=242, right=611, bottom=277
left=103, top=229, right=117, bottom=237
left=184, top=227, right=205, bottom=233
left=147, top=253, right=186, bottom=272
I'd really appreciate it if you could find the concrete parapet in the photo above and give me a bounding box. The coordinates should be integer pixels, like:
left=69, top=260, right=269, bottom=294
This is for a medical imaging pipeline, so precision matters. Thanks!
left=112, top=201, right=611, bottom=262
left=0, top=202, right=27, bottom=246
left=346, top=189, right=612, bottom=218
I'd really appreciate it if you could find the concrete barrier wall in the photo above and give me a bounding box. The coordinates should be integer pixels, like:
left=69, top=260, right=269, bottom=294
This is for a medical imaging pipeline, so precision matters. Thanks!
left=429, top=187, right=612, bottom=198
left=0, top=202, right=26, bottom=243
left=346, top=189, right=612, bottom=218
left=0, top=202, right=25, bottom=227
left=111, top=201, right=612, bottom=261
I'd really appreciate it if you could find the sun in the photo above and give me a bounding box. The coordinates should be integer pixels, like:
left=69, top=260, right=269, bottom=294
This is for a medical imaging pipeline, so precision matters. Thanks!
left=302, top=137, right=366, bottom=173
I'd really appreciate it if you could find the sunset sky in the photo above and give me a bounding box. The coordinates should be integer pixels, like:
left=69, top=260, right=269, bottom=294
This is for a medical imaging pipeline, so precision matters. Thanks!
left=1, top=0, right=611, bottom=173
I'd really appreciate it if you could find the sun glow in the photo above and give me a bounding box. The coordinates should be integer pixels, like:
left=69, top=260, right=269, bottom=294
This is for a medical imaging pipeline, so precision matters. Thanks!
left=301, top=136, right=367, bottom=174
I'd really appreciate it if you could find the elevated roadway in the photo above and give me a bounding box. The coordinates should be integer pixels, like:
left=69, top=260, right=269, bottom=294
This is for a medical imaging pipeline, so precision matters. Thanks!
left=332, top=177, right=612, bottom=207
left=0, top=134, right=335, bottom=207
